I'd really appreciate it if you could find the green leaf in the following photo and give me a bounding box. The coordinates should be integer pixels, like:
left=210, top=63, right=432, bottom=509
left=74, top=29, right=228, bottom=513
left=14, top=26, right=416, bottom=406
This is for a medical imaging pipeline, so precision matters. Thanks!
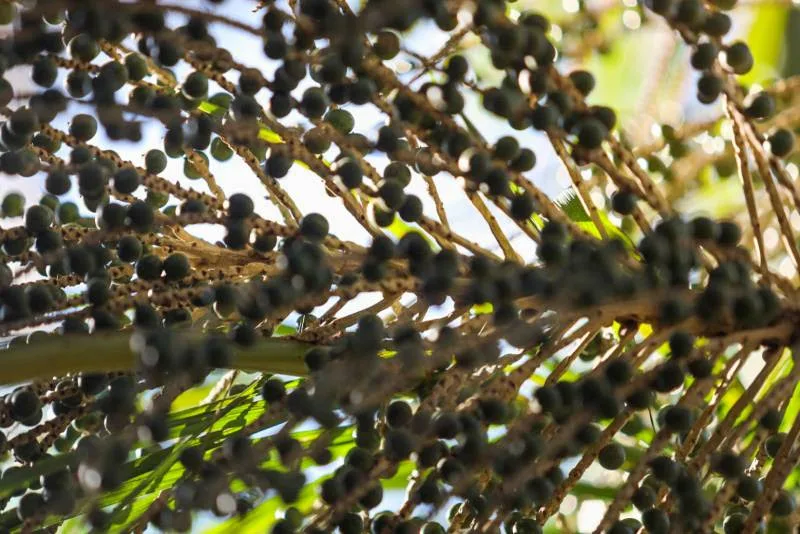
left=555, top=191, right=590, bottom=222
left=110, top=446, right=185, bottom=528
left=111, top=493, right=161, bottom=533
left=740, top=4, right=790, bottom=86
left=197, top=99, right=283, bottom=145
left=780, top=382, right=800, bottom=434
left=382, top=460, right=416, bottom=490
left=384, top=214, right=438, bottom=250
left=556, top=191, right=636, bottom=249
left=203, top=482, right=318, bottom=534
left=57, top=515, right=87, bottom=534
left=0, top=452, right=76, bottom=501
left=258, top=126, right=283, bottom=144
left=171, top=383, right=215, bottom=412
left=274, top=323, right=298, bottom=337
left=471, top=302, right=494, bottom=315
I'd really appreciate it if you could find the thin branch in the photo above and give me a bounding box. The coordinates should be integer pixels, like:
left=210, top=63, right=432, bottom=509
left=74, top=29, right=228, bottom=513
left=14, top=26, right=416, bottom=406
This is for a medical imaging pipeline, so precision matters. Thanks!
left=0, top=333, right=310, bottom=385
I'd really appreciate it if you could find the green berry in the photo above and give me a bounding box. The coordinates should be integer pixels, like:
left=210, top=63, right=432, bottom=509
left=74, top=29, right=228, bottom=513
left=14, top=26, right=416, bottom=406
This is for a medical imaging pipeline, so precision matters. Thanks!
left=69, top=114, right=98, bottom=142
left=0, top=193, right=25, bottom=217
left=125, top=53, right=149, bottom=81
left=145, top=149, right=168, bottom=174
left=324, top=108, right=355, bottom=134
left=373, top=30, right=400, bottom=60
left=210, top=137, right=234, bottom=161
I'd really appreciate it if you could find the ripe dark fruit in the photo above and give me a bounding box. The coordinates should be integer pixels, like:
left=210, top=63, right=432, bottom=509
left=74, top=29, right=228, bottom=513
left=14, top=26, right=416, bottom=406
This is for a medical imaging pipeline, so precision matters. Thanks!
left=736, top=476, right=761, bottom=501
left=10, top=389, right=40, bottom=421
left=252, top=233, right=277, bottom=253
left=632, top=485, right=657, bottom=510
left=724, top=42, right=754, bottom=74
left=717, top=221, right=741, bottom=247
left=510, top=193, right=534, bottom=220
left=384, top=162, right=411, bottom=186
left=386, top=400, right=413, bottom=428
left=183, top=71, right=209, bottom=99
left=112, top=167, right=140, bottom=195
left=690, top=42, right=718, bottom=70
left=568, top=70, right=595, bottom=96
left=136, top=254, right=163, bottom=281
left=45, top=170, right=71, bottom=196
left=649, top=456, right=679, bottom=484
left=446, top=55, right=468, bottom=81
left=17, top=492, right=44, bottom=520
left=266, top=153, right=293, bottom=178
left=493, top=136, right=520, bottom=162
left=432, top=412, right=461, bottom=439
left=598, top=443, right=626, bottom=470
left=703, top=12, right=732, bottom=36
left=642, top=508, right=670, bottom=534
left=744, top=93, right=775, bottom=120
left=224, top=221, right=249, bottom=250
left=163, top=253, right=190, bottom=282
left=32, top=56, right=58, bottom=88
left=510, top=148, right=536, bottom=172
left=379, top=180, right=406, bottom=211
left=299, top=213, right=329, bottom=241
left=337, top=159, right=363, bottom=188
left=771, top=490, right=795, bottom=516
left=690, top=216, right=718, bottom=240
left=611, top=190, right=636, bottom=215
left=575, top=118, right=608, bottom=149
left=9, top=108, right=38, bottom=137
left=227, top=193, right=254, bottom=219
left=304, top=347, right=328, bottom=371
left=668, top=331, right=694, bottom=358
left=759, top=409, right=781, bottom=431
left=262, top=379, right=286, bottom=403
left=399, top=195, right=423, bottom=223
left=663, top=405, right=693, bottom=433
left=764, top=434, right=784, bottom=458
left=98, top=203, right=127, bottom=230
left=127, top=201, right=155, bottom=232
left=712, top=452, right=745, bottom=479
left=25, top=205, right=54, bottom=234
left=300, top=87, right=328, bottom=119
left=675, top=0, right=704, bottom=26
left=701, top=77, right=727, bottom=106
left=86, top=278, right=110, bottom=306
left=767, top=129, right=794, bottom=158
left=385, top=428, right=415, bottom=460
